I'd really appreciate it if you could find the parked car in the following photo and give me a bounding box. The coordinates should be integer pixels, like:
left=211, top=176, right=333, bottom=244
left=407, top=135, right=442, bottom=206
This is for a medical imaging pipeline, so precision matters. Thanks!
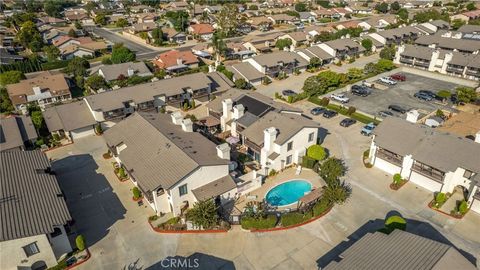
left=362, top=80, right=374, bottom=88
left=282, top=89, right=296, bottom=96
left=379, top=77, right=397, bottom=85
left=351, top=85, right=371, bottom=96
left=414, top=92, right=433, bottom=101
left=330, top=93, right=350, bottom=103
left=310, top=107, right=326, bottom=115
left=323, top=110, right=338, bottom=118
left=388, top=104, right=407, bottom=114
left=390, top=73, right=406, bottom=81
left=361, top=122, right=376, bottom=136
left=378, top=110, right=394, bottom=117
left=340, top=118, right=357, bottom=127
left=418, top=90, right=436, bottom=98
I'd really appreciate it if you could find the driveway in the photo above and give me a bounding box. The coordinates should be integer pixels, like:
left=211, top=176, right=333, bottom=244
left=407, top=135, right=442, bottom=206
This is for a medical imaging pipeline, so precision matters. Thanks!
left=46, top=124, right=480, bottom=269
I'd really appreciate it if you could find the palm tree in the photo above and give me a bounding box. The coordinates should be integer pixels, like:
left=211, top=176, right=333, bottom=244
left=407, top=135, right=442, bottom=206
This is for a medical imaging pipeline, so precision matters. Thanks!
left=323, top=180, right=352, bottom=205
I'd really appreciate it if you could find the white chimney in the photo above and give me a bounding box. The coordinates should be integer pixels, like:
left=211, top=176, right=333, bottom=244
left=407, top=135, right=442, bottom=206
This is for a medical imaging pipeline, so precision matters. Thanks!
left=176, top=58, right=183, bottom=65
left=127, top=67, right=134, bottom=76
left=233, top=104, right=245, bottom=120
left=406, top=110, right=419, bottom=123
left=475, top=131, right=480, bottom=143
left=171, top=111, right=183, bottom=125
left=222, top=99, right=233, bottom=119
left=116, top=142, right=127, bottom=154
left=216, top=143, right=231, bottom=160
left=32, top=86, right=42, bottom=95
left=181, top=118, right=193, bottom=132
left=264, top=127, right=277, bottom=152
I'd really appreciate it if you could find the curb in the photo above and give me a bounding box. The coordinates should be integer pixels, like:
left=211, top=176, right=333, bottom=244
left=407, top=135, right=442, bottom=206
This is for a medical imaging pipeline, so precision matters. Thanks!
left=250, top=206, right=333, bottom=233
left=148, top=221, right=228, bottom=234
left=65, top=249, right=91, bottom=270
left=427, top=201, right=465, bottom=219
left=43, top=142, right=74, bottom=153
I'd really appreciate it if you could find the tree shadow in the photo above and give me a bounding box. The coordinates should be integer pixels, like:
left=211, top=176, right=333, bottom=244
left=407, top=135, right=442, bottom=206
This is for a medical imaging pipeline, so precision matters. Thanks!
left=316, top=210, right=477, bottom=268
left=145, top=253, right=236, bottom=270
left=52, top=154, right=126, bottom=247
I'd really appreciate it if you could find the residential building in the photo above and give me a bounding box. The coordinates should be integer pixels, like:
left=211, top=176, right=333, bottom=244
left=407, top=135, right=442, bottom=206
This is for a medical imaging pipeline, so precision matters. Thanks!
left=43, top=101, right=97, bottom=141
left=0, top=150, right=72, bottom=270
left=0, top=47, right=23, bottom=65
left=267, top=14, right=297, bottom=25
left=89, top=62, right=153, bottom=82
left=188, top=23, right=215, bottom=41
left=0, top=115, right=37, bottom=152
left=451, top=9, right=480, bottom=22
left=6, top=72, right=71, bottom=114
left=227, top=62, right=265, bottom=86
left=64, top=8, right=88, bottom=22
left=323, top=230, right=477, bottom=270
left=249, top=16, right=272, bottom=32
left=368, top=117, right=480, bottom=214
left=242, top=32, right=283, bottom=53
left=153, top=50, right=199, bottom=73
left=127, top=22, right=157, bottom=34
left=368, top=26, right=426, bottom=46
left=457, top=24, right=480, bottom=34
left=414, top=34, right=480, bottom=54
left=103, top=112, right=237, bottom=216
left=162, top=28, right=187, bottom=44
left=225, top=42, right=256, bottom=60
left=83, top=72, right=231, bottom=123
left=278, top=32, right=308, bottom=48
left=319, top=38, right=365, bottom=60
left=296, top=45, right=335, bottom=65
left=244, top=51, right=308, bottom=77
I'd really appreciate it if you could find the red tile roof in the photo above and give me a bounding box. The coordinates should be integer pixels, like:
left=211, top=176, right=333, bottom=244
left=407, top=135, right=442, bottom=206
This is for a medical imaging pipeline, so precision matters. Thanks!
left=189, top=23, right=214, bottom=35
left=153, top=50, right=199, bottom=69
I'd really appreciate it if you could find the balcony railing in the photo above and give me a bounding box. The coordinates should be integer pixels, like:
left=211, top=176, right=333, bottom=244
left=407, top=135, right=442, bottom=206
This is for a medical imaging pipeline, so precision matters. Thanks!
left=411, top=163, right=444, bottom=183
left=446, top=66, right=464, bottom=74
left=400, top=57, right=414, bottom=64
left=209, top=111, right=222, bottom=120
left=244, top=139, right=262, bottom=153
left=376, top=148, right=403, bottom=166
left=414, top=61, right=430, bottom=68
left=465, top=69, right=480, bottom=77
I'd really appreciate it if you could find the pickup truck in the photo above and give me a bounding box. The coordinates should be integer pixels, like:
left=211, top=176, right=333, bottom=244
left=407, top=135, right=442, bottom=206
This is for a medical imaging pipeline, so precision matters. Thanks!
left=330, top=93, right=350, bottom=103
left=361, top=122, right=376, bottom=136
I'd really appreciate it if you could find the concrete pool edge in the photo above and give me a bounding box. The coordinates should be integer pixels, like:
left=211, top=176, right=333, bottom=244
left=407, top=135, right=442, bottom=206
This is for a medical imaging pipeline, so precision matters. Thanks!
left=264, top=179, right=314, bottom=208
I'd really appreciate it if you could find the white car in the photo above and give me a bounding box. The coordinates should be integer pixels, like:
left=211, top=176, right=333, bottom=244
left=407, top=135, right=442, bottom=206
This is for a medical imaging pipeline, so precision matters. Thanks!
left=330, top=93, right=350, bottom=103
left=379, top=77, right=397, bottom=85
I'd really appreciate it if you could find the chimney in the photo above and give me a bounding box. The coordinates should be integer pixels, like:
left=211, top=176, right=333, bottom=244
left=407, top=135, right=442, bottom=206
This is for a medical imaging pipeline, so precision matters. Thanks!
left=475, top=131, right=480, bottom=143
left=181, top=118, right=193, bottom=132
left=222, top=99, right=233, bottom=119
left=216, top=143, right=231, bottom=160
left=263, top=127, right=277, bottom=152
left=171, top=111, right=183, bottom=125
left=116, top=142, right=127, bottom=154
left=406, top=110, right=419, bottom=123
left=233, top=104, right=245, bottom=120
left=176, top=58, right=183, bottom=65
left=32, top=86, right=42, bottom=95
left=127, top=67, right=134, bottom=76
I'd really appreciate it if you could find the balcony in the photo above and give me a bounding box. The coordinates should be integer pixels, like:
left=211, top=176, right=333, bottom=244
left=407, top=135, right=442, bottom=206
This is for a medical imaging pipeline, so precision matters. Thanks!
left=400, top=57, right=414, bottom=64
left=104, top=109, right=125, bottom=120
left=465, top=69, right=480, bottom=77
left=411, top=163, right=445, bottom=183
left=137, top=101, right=155, bottom=111
left=376, top=148, right=403, bottom=166
left=414, top=60, right=430, bottom=68
left=244, top=139, right=262, bottom=153
left=446, top=66, right=464, bottom=74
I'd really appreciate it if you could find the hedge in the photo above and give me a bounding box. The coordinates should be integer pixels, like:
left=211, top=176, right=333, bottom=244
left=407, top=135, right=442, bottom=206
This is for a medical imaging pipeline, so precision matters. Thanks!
left=280, top=212, right=312, bottom=227
left=41, top=60, right=71, bottom=71
left=240, top=215, right=277, bottom=230
left=313, top=198, right=332, bottom=217
left=384, top=215, right=406, bottom=233
left=302, top=155, right=317, bottom=169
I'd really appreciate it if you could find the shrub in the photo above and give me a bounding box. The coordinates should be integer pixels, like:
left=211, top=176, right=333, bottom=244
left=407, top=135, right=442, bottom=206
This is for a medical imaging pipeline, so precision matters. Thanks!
left=95, top=123, right=103, bottom=134
left=281, top=212, right=311, bottom=227
left=435, top=109, right=444, bottom=117
left=119, top=167, right=127, bottom=179
left=320, top=97, right=330, bottom=106
left=435, top=192, right=446, bottom=205
left=307, top=145, right=327, bottom=161
left=393, top=173, right=402, bottom=185
left=287, top=95, right=294, bottom=103
left=313, top=197, right=332, bottom=216
left=436, top=90, right=451, bottom=99
left=363, top=149, right=370, bottom=159
left=132, top=187, right=141, bottom=200
left=268, top=169, right=278, bottom=177
left=347, top=106, right=356, bottom=115
left=148, top=215, right=159, bottom=221
left=241, top=215, right=277, bottom=230
left=186, top=199, right=218, bottom=229
left=384, top=215, right=406, bottom=233
left=262, top=76, right=271, bottom=85
left=458, top=200, right=468, bottom=215
left=75, top=235, right=86, bottom=251
left=302, top=155, right=317, bottom=169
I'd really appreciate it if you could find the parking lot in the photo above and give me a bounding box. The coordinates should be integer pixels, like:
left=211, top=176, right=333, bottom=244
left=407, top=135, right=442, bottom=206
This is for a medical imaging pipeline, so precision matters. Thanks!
left=344, top=72, right=462, bottom=117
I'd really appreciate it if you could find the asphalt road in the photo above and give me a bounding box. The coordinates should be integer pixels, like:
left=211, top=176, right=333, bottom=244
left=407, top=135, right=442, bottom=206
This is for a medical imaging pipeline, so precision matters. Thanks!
left=88, top=27, right=155, bottom=54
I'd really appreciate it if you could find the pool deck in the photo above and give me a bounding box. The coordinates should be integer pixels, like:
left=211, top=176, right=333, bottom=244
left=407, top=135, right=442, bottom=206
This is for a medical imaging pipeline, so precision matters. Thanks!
left=235, top=167, right=325, bottom=212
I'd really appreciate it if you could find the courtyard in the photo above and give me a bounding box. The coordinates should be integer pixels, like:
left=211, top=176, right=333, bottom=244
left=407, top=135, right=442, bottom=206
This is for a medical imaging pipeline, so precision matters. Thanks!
left=45, top=113, right=480, bottom=269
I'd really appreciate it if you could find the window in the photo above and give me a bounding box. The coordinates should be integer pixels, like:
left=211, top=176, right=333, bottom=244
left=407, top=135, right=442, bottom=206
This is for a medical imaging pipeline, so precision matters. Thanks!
left=50, top=227, right=62, bottom=238
left=287, top=141, right=293, bottom=151
left=23, top=242, right=39, bottom=257
left=286, top=155, right=292, bottom=165
left=308, top=132, right=315, bottom=142
left=178, top=184, right=188, bottom=196
left=463, top=170, right=474, bottom=179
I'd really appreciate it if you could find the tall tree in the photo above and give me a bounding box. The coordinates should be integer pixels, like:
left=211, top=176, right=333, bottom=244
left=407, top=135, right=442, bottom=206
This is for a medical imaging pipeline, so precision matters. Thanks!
left=42, top=45, right=60, bottom=62
left=111, top=44, right=136, bottom=64
left=16, top=21, right=43, bottom=51
left=217, top=4, right=239, bottom=37
left=361, top=38, right=373, bottom=52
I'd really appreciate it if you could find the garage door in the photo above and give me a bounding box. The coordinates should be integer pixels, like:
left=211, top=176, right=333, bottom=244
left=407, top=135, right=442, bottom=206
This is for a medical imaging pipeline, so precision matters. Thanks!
left=409, top=171, right=442, bottom=192
left=70, top=126, right=95, bottom=140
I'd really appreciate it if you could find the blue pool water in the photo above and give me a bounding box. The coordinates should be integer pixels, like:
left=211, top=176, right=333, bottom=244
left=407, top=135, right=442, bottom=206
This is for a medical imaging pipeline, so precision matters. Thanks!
left=265, top=180, right=312, bottom=206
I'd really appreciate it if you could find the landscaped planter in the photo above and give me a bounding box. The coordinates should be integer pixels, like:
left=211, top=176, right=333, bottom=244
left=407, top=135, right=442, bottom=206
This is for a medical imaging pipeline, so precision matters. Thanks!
left=389, top=180, right=407, bottom=190
left=132, top=195, right=143, bottom=202
left=427, top=200, right=466, bottom=219
left=112, top=162, right=129, bottom=182
left=147, top=219, right=228, bottom=234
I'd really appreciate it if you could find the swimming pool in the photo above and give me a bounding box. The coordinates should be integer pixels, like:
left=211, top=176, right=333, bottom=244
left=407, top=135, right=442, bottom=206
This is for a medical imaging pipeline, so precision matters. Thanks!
left=265, top=180, right=312, bottom=207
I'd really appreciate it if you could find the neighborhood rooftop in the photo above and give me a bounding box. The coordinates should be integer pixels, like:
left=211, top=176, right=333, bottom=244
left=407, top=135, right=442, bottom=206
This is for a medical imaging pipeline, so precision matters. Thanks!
left=103, top=112, right=229, bottom=192
left=0, top=115, right=37, bottom=151
left=373, top=117, right=480, bottom=173
left=43, top=101, right=96, bottom=132
left=0, top=150, right=71, bottom=241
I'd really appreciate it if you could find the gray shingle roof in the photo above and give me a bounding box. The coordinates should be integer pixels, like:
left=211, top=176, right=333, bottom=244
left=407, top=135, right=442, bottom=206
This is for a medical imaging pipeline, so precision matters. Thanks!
left=89, top=62, right=153, bottom=81
left=298, top=46, right=335, bottom=60
left=324, top=38, right=365, bottom=52
left=374, top=117, right=480, bottom=173
left=103, top=112, right=229, bottom=191
left=227, top=62, right=264, bottom=82
left=415, top=35, right=480, bottom=53
left=191, top=175, right=236, bottom=201
left=240, top=111, right=320, bottom=146
left=251, top=51, right=308, bottom=68
left=0, top=115, right=37, bottom=152
left=0, top=150, right=71, bottom=241
left=400, top=44, right=435, bottom=60
left=323, top=230, right=476, bottom=270
left=43, top=101, right=97, bottom=132
left=458, top=24, right=480, bottom=34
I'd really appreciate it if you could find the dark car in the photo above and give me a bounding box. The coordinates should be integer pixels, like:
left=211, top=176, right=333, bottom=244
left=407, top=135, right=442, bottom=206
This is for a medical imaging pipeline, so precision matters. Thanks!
left=418, top=90, right=436, bottom=98
left=378, top=110, right=394, bottom=117
left=340, top=118, right=357, bottom=127
left=282, top=90, right=296, bottom=96
left=351, top=85, right=371, bottom=96
left=390, top=73, right=406, bottom=81
left=388, top=105, right=407, bottom=114
left=414, top=92, right=433, bottom=101
left=310, top=107, right=326, bottom=115
left=323, top=110, right=338, bottom=118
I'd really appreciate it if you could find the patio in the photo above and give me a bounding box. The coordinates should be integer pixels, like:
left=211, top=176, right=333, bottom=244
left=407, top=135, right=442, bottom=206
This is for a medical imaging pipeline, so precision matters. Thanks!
left=234, top=167, right=325, bottom=213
